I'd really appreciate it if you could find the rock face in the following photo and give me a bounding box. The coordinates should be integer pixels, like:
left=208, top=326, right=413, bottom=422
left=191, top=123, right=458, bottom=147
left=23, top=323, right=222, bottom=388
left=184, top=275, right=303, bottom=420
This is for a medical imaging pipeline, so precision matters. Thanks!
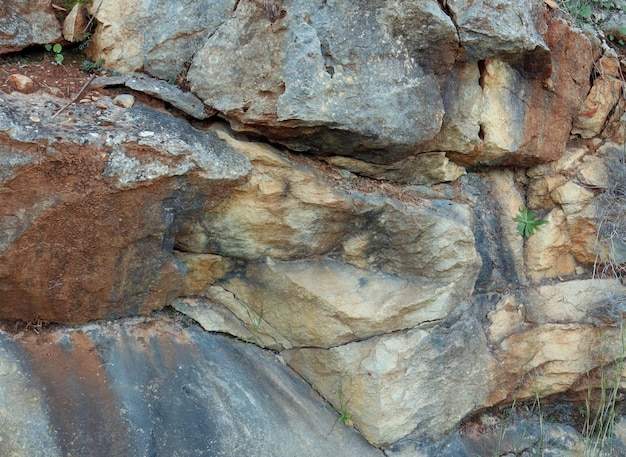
left=3, top=1, right=626, bottom=455
left=0, top=0, right=62, bottom=54
left=187, top=0, right=445, bottom=161
left=176, top=126, right=481, bottom=350
left=0, top=92, right=250, bottom=323
left=0, top=317, right=384, bottom=457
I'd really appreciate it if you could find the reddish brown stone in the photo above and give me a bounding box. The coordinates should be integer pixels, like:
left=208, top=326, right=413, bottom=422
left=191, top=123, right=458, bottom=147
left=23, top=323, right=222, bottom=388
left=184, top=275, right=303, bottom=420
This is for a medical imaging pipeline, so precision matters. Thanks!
left=0, top=92, right=250, bottom=324
left=499, top=16, right=598, bottom=167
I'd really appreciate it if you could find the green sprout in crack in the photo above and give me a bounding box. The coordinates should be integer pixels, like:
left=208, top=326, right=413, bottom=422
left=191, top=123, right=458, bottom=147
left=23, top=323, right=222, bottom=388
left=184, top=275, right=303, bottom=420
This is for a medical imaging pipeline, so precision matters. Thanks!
left=45, top=43, right=64, bottom=64
left=514, top=207, right=548, bottom=238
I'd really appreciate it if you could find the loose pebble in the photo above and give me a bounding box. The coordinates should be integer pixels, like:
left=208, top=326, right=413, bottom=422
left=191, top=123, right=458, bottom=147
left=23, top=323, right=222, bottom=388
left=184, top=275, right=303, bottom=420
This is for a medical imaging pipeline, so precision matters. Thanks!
left=7, top=74, right=35, bottom=94
left=113, top=94, right=135, bottom=108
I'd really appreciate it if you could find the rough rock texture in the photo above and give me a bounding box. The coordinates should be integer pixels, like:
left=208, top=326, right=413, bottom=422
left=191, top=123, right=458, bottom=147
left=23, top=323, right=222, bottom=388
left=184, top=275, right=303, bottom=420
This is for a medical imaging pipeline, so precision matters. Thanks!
left=92, top=73, right=211, bottom=119
left=176, top=126, right=481, bottom=349
left=0, top=92, right=250, bottom=323
left=187, top=0, right=445, bottom=161
left=85, top=0, right=235, bottom=79
left=283, top=305, right=496, bottom=446
left=0, top=0, right=62, bottom=54
left=446, top=0, right=549, bottom=63
left=0, top=317, right=384, bottom=457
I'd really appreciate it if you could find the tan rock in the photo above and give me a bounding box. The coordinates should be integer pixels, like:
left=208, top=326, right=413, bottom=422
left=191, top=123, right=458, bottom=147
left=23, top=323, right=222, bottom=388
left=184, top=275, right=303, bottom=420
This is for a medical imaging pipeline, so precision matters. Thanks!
left=6, top=74, right=35, bottom=94
left=493, top=324, right=623, bottom=403
left=525, top=279, right=626, bottom=325
left=63, top=3, right=90, bottom=42
left=527, top=174, right=568, bottom=209
left=572, top=75, right=624, bottom=138
left=486, top=294, right=525, bottom=342
left=172, top=296, right=264, bottom=345
left=322, top=152, right=466, bottom=185
left=284, top=310, right=495, bottom=446
left=213, top=257, right=474, bottom=348
left=173, top=252, right=232, bottom=296
left=550, top=181, right=595, bottom=206
left=577, top=154, right=608, bottom=188
left=525, top=208, right=577, bottom=282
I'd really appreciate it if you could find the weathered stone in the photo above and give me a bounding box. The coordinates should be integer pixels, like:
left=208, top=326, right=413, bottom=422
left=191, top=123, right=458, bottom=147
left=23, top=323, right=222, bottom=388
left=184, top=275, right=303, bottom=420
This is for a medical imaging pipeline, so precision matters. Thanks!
left=0, top=317, right=384, bottom=457
left=572, top=75, right=624, bottom=138
left=6, top=73, right=35, bottom=94
left=467, top=170, right=526, bottom=290
left=176, top=124, right=355, bottom=260
left=0, top=92, right=250, bottom=323
left=86, top=0, right=234, bottom=79
left=93, top=73, right=211, bottom=119
left=525, top=208, right=577, bottom=282
left=525, top=279, right=626, bottom=326
left=172, top=296, right=261, bottom=344
left=443, top=18, right=594, bottom=167
left=323, top=152, right=466, bottom=185
left=176, top=127, right=480, bottom=348
left=380, top=0, right=459, bottom=74
left=417, top=63, right=483, bottom=155
left=283, top=306, right=496, bottom=446
left=446, top=0, right=549, bottom=64
left=112, top=93, right=135, bottom=108
left=173, top=251, right=232, bottom=295
left=210, top=257, right=475, bottom=348
left=62, top=3, right=90, bottom=43
left=492, top=323, right=624, bottom=403
left=187, top=0, right=444, bottom=161
left=0, top=0, right=62, bottom=54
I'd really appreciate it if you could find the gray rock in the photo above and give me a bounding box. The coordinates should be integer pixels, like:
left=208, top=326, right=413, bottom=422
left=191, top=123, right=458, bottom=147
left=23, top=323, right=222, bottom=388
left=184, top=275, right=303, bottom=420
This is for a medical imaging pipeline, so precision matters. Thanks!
left=447, top=0, right=550, bottom=67
left=0, top=0, right=62, bottom=54
left=379, top=0, right=459, bottom=74
left=187, top=0, right=444, bottom=161
left=86, top=0, right=235, bottom=79
left=93, top=73, right=211, bottom=119
left=0, top=317, right=384, bottom=457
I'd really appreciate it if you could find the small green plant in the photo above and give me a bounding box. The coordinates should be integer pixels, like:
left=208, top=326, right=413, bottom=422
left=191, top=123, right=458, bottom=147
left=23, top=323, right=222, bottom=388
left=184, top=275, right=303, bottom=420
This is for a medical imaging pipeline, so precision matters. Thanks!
left=44, top=43, right=64, bottom=64
left=514, top=207, right=548, bottom=238
left=328, top=389, right=353, bottom=434
left=81, top=58, right=104, bottom=73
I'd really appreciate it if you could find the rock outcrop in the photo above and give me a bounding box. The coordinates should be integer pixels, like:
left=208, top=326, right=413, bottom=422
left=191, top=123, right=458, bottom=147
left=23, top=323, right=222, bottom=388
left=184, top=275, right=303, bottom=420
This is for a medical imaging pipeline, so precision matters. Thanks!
left=1, top=0, right=626, bottom=455
left=0, top=316, right=383, bottom=457
left=0, top=92, right=250, bottom=323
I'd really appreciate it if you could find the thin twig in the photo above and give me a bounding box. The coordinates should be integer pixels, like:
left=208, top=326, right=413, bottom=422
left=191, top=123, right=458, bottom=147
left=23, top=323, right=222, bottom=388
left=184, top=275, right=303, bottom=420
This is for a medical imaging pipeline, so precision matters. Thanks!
left=50, top=74, right=95, bottom=120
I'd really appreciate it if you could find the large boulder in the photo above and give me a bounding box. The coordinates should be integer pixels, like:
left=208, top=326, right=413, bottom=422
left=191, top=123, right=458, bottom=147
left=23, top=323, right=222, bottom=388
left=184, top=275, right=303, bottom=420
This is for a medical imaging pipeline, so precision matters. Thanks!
left=283, top=304, right=496, bottom=446
left=0, top=92, right=250, bottom=323
left=0, top=317, right=384, bottom=457
left=0, top=0, right=62, bottom=54
left=176, top=126, right=481, bottom=348
left=187, top=0, right=445, bottom=161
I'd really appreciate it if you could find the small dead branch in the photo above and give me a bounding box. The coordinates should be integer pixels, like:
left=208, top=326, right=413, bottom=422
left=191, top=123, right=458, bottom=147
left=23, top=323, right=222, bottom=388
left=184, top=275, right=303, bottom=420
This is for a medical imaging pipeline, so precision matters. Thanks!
left=50, top=73, right=95, bottom=120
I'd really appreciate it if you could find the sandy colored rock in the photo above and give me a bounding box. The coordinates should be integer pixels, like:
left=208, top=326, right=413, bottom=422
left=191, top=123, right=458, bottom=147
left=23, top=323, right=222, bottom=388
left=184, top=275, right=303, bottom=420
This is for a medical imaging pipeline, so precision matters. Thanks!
left=284, top=306, right=496, bottom=446
left=323, top=153, right=466, bottom=185
left=525, top=208, right=577, bottom=282
left=62, top=3, right=90, bottom=42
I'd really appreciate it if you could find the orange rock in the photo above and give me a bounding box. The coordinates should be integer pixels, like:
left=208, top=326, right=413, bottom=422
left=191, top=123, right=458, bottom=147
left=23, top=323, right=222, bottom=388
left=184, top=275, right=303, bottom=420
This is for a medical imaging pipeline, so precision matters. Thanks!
left=7, top=74, right=35, bottom=94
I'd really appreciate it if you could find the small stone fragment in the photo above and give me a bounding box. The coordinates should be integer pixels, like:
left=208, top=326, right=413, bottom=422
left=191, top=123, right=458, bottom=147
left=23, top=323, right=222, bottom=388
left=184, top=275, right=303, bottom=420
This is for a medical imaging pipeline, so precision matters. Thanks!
left=113, top=94, right=135, bottom=108
left=63, top=3, right=90, bottom=42
left=7, top=74, right=35, bottom=94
